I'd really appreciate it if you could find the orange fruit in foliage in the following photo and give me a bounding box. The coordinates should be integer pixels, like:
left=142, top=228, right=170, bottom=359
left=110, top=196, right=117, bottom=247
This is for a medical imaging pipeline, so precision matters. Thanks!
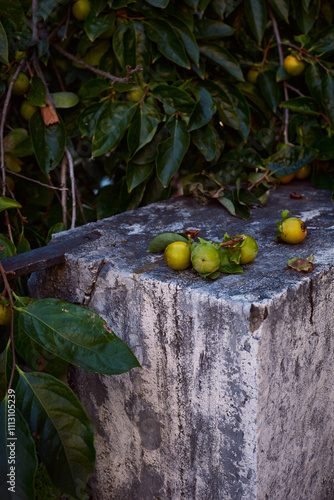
left=295, top=164, right=311, bottom=179
left=72, top=0, right=91, bottom=20
left=283, top=55, right=305, bottom=76
left=279, top=173, right=295, bottom=184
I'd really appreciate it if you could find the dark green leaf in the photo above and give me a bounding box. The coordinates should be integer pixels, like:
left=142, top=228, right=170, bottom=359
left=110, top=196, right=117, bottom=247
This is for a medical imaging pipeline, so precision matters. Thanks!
left=237, top=82, right=271, bottom=118
left=92, top=101, right=137, bottom=156
left=268, top=0, right=289, bottom=22
left=0, top=80, right=5, bottom=98
left=194, top=19, right=234, bottom=39
left=266, top=146, right=316, bottom=176
left=199, top=43, right=244, bottom=82
left=0, top=396, right=38, bottom=500
left=84, top=11, right=115, bottom=41
left=213, top=81, right=251, bottom=139
left=30, top=112, right=66, bottom=175
left=91, top=0, right=108, bottom=15
left=189, top=87, right=216, bottom=132
left=126, top=162, right=154, bottom=192
left=33, top=0, right=63, bottom=21
left=78, top=79, right=109, bottom=100
left=77, top=102, right=104, bottom=137
left=191, top=124, right=217, bottom=161
left=15, top=370, right=95, bottom=498
left=128, top=102, right=161, bottom=156
left=257, top=71, right=280, bottom=112
left=321, top=73, right=334, bottom=129
left=0, top=20, right=8, bottom=66
left=219, top=261, right=244, bottom=274
left=198, top=0, right=211, bottom=13
left=0, top=196, right=21, bottom=213
left=146, top=19, right=190, bottom=69
left=182, top=0, right=199, bottom=10
left=305, top=64, right=323, bottom=105
left=281, top=96, right=319, bottom=115
left=145, top=0, right=169, bottom=7
left=169, top=17, right=200, bottom=66
left=156, top=119, right=190, bottom=187
left=113, top=21, right=136, bottom=69
left=292, top=0, right=320, bottom=34
left=244, top=0, right=267, bottom=44
left=148, top=232, right=188, bottom=252
left=309, top=25, right=334, bottom=53
left=37, top=40, right=49, bottom=59
left=51, top=92, right=79, bottom=109
left=316, top=137, right=334, bottom=160
left=46, top=222, right=66, bottom=244
left=28, top=76, right=46, bottom=107
left=220, top=148, right=262, bottom=168
left=0, top=1, right=26, bottom=28
left=218, top=195, right=236, bottom=216
left=15, top=298, right=140, bottom=374
left=152, top=84, right=196, bottom=113
left=0, top=340, right=10, bottom=401
left=0, top=235, right=16, bottom=259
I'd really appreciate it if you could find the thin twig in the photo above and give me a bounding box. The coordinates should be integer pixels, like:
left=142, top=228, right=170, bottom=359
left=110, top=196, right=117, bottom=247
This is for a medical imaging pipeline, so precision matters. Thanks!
left=285, top=83, right=305, bottom=97
left=65, top=147, right=76, bottom=229
left=5, top=169, right=69, bottom=191
left=32, top=0, right=39, bottom=41
left=259, top=35, right=274, bottom=71
left=50, top=53, right=66, bottom=92
left=53, top=43, right=143, bottom=83
left=75, top=183, right=87, bottom=224
left=0, top=261, right=16, bottom=391
left=269, top=8, right=290, bottom=145
left=1, top=62, right=25, bottom=196
left=220, top=237, right=245, bottom=247
left=61, top=155, right=67, bottom=229
left=248, top=169, right=271, bottom=191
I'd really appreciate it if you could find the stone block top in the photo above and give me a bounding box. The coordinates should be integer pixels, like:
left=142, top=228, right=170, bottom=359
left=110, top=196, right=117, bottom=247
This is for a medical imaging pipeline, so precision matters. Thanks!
left=35, top=182, right=334, bottom=307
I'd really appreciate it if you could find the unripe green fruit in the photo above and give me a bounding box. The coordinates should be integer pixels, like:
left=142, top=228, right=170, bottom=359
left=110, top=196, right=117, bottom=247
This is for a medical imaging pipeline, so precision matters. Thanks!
left=246, top=68, right=260, bottom=85
left=20, top=100, right=37, bottom=121
left=127, top=88, right=144, bottom=103
left=281, top=218, right=307, bottom=244
left=7, top=72, right=30, bottom=95
left=191, top=243, right=221, bottom=274
left=239, top=235, right=258, bottom=264
left=72, top=0, right=91, bottom=20
left=164, top=241, right=191, bottom=270
left=283, top=55, right=305, bottom=77
left=0, top=302, right=11, bottom=325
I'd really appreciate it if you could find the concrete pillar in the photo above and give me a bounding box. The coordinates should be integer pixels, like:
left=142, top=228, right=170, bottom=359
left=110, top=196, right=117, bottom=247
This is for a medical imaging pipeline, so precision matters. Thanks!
left=29, top=184, right=334, bottom=499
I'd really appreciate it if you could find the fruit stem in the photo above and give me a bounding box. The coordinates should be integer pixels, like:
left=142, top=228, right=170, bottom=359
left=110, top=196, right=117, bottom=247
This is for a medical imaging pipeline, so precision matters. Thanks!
left=220, top=237, right=245, bottom=247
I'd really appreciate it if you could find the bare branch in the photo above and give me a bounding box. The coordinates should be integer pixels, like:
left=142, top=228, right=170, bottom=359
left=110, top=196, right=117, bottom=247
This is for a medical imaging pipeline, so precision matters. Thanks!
left=65, top=147, right=76, bottom=229
left=5, top=169, right=69, bottom=191
left=61, top=155, right=68, bottom=229
left=0, top=261, right=16, bottom=391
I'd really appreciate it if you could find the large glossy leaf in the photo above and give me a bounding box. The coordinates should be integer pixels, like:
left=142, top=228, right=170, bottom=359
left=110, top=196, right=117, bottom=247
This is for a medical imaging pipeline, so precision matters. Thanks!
left=0, top=235, right=16, bottom=260
left=146, top=19, right=190, bottom=69
left=126, top=162, right=155, bottom=192
left=309, top=25, right=334, bottom=54
left=0, top=395, right=38, bottom=500
left=15, top=298, right=140, bottom=374
left=28, top=76, right=46, bottom=107
left=0, top=196, right=21, bottom=213
left=244, top=0, right=267, bottom=44
left=268, top=0, right=289, bottom=22
left=33, top=0, right=63, bottom=21
left=292, top=0, right=320, bottom=34
left=15, top=370, right=95, bottom=498
left=194, top=19, right=234, bottom=39
left=281, top=97, right=319, bottom=115
left=113, top=22, right=135, bottom=69
left=127, top=102, right=161, bottom=156
left=257, top=71, right=280, bottom=112
left=51, top=92, right=80, bottom=109
left=220, top=148, right=262, bottom=168
left=169, top=17, right=199, bottom=66
left=321, top=73, right=334, bottom=129
left=211, top=0, right=226, bottom=16
left=199, top=43, right=244, bottom=81
left=305, top=64, right=323, bottom=105
left=148, top=232, right=188, bottom=252
left=156, top=119, right=190, bottom=186
left=191, top=124, right=217, bottom=161
left=266, top=146, right=316, bottom=176
left=0, top=1, right=26, bottom=28
left=213, top=81, right=250, bottom=139
left=77, top=102, right=104, bottom=137
left=0, top=21, right=8, bottom=66
left=84, top=11, right=115, bottom=41
left=152, top=84, right=196, bottom=113
left=92, top=101, right=137, bottom=156
left=29, top=112, right=66, bottom=175
left=188, top=87, right=216, bottom=131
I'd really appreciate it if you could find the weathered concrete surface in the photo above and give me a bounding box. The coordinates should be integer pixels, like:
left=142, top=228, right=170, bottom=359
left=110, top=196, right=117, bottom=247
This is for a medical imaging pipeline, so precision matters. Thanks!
left=29, top=183, right=334, bottom=500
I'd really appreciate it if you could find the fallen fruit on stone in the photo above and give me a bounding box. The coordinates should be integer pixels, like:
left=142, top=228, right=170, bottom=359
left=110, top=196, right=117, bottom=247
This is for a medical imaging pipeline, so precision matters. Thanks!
left=276, top=210, right=307, bottom=244
left=283, top=55, right=305, bottom=76
left=278, top=173, right=295, bottom=184
left=164, top=241, right=191, bottom=270
left=239, top=235, right=258, bottom=264
left=295, top=164, right=311, bottom=180
left=191, top=242, right=221, bottom=275
left=0, top=301, right=11, bottom=325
